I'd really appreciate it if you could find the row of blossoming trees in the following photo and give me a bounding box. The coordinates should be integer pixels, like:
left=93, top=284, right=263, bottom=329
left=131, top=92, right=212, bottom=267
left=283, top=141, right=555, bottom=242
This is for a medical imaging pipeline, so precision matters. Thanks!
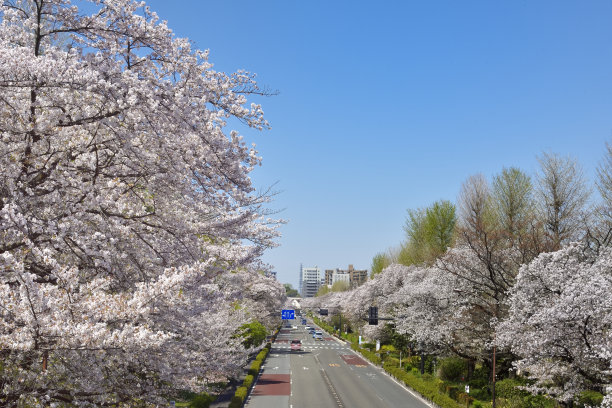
left=305, top=151, right=612, bottom=406
left=0, top=0, right=286, bottom=406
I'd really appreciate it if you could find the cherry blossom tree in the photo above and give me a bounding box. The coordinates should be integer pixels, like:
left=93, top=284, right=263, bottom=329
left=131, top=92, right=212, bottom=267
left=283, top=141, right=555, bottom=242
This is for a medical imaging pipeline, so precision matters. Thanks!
left=0, top=0, right=283, bottom=405
left=497, top=243, right=612, bottom=403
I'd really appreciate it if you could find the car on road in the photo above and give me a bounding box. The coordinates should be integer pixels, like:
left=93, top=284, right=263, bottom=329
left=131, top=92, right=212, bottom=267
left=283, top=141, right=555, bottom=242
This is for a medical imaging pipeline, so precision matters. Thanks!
left=290, top=339, right=302, bottom=351
left=314, top=331, right=323, bottom=341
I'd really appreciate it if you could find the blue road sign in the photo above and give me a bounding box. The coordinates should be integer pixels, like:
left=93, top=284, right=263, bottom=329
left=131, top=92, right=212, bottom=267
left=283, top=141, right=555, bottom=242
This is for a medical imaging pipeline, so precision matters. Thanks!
left=281, top=309, right=295, bottom=320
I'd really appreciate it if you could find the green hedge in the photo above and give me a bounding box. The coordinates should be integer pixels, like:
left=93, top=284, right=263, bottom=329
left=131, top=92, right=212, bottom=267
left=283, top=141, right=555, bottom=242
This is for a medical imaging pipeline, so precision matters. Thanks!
left=248, top=360, right=261, bottom=376
left=188, top=393, right=214, bottom=408
left=357, top=344, right=469, bottom=408
left=385, top=356, right=400, bottom=368
left=243, top=374, right=254, bottom=389
left=228, top=345, right=271, bottom=407
left=355, top=346, right=382, bottom=366
left=385, top=366, right=465, bottom=408
left=228, top=386, right=248, bottom=408
left=256, top=348, right=268, bottom=362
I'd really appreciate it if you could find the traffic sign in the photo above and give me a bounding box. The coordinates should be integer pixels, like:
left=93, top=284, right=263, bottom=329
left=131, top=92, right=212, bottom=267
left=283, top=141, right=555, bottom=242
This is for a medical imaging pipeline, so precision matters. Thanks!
left=281, top=309, right=295, bottom=320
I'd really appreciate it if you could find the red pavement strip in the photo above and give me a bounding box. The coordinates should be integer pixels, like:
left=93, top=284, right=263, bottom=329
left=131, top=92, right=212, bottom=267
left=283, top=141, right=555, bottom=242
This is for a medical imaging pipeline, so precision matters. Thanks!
left=341, top=354, right=368, bottom=366
left=251, top=374, right=291, bottom=396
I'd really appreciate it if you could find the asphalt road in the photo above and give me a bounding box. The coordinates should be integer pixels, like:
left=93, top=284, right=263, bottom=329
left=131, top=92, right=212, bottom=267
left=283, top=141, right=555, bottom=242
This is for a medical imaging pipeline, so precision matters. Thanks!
left=245, top=318, right=432, bottom=408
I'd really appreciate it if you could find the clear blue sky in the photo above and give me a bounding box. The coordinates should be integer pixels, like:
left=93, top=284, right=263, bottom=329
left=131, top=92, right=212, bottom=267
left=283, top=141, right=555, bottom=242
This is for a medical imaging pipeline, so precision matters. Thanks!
left=144, top=0, right=612, bottom=290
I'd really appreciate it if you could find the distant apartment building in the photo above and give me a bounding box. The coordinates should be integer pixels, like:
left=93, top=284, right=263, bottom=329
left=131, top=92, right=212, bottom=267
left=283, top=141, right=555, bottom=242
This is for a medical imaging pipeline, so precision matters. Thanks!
left=324, top=264, right=368, bottom=288
left=324, top=269, right=334, bottom=286
left=347, top=264, right=368, bottom=287
left=299, top=265, right=321, bottom=298
left=325, top=268, right=350, bottom=286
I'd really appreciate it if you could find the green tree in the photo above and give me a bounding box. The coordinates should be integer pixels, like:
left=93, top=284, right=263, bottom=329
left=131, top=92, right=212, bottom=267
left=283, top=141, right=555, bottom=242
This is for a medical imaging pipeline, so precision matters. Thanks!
left=491, top=167, right=534, bottom=243
left=235, top=321, right=267, bottom=349
left=331, top=280, right=350, bottom=292
left=400, top=200, right=456, bottom=266
left=400, top=209, right=428, bottom=265
left=423, top=200, right=456, bottom=256
left=284, top=283, right=300, bottom=297
left=370, top=252, right=391, bottom=277
left=536, top=152, right=590, bottom=250
left=315, top=285, right=330, bottom=297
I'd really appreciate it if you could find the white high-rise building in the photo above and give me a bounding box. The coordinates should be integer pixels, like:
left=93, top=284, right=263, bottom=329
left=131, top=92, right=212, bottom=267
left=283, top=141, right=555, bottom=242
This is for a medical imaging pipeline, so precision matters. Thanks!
left=300, top=265, right=321, bottom=298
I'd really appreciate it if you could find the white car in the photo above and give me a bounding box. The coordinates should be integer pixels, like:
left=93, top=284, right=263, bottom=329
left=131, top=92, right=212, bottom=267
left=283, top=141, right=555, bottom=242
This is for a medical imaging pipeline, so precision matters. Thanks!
left=314, top=331, right=323, bottom=341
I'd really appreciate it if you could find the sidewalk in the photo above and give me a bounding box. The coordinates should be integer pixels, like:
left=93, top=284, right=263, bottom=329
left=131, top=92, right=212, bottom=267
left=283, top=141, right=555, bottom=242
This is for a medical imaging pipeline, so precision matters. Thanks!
left=209, top=363, right=250, bottom=408
left=210, top=336, right=277, bottom=408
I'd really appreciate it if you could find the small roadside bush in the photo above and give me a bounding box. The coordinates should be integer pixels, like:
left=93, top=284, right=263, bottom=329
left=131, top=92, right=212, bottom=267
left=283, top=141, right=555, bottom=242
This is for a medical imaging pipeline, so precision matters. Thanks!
left=228, top=386, right=248, bottom=408
left=362, top=343, right=376, bottom=351
left=496, top=378, right=524, bottom=399
left=469, top=387, right=490, bottom=401
left=359, top=348, right=382, bottom=366
left=380, top=344, right=396, bottom=353
left=243, top=374, right=254, bottom=389
left=385, top=356, right=400, bottom=368
left=439, top=358, right=468, bottom=382
left=256, top=348, right=268, bottom=361
left=496, top=378, right=557, bottom=408
left=248, top=360, right=261, bottom=376
left=395, top=370, right=464, bottom=408
left=189, top=393, right=214, bottom=408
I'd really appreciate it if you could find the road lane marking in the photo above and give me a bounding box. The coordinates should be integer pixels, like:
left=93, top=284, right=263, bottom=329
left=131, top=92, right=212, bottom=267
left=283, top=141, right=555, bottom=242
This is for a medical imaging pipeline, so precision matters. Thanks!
left=314, top=354, right=344, bottom=407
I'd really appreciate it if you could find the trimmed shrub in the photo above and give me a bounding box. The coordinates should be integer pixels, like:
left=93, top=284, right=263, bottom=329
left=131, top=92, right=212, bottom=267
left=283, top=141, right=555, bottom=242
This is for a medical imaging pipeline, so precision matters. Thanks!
left=362, top=343, right=376, bottom=351
left=439, top=357, right=467, bottom=382
left=359, top=348, right=382, bottom=366
left=472, top=401, right=483, bottom=408
left=381, top=344, right=396, bottom=353
left=189, top=393, right=214, bottom=408
left=385, top=356, right=400, bottom=368
left=256, top=348, right=268, bottom=361
left=228, top=386, right=248, bottom=408
left=228, top=396, right=242, bottom=408
left=248, top=360, right=261, bottom=376
left=243, top=374, right=254, bottom=389
left=235, top=386, right=247, bottom=400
